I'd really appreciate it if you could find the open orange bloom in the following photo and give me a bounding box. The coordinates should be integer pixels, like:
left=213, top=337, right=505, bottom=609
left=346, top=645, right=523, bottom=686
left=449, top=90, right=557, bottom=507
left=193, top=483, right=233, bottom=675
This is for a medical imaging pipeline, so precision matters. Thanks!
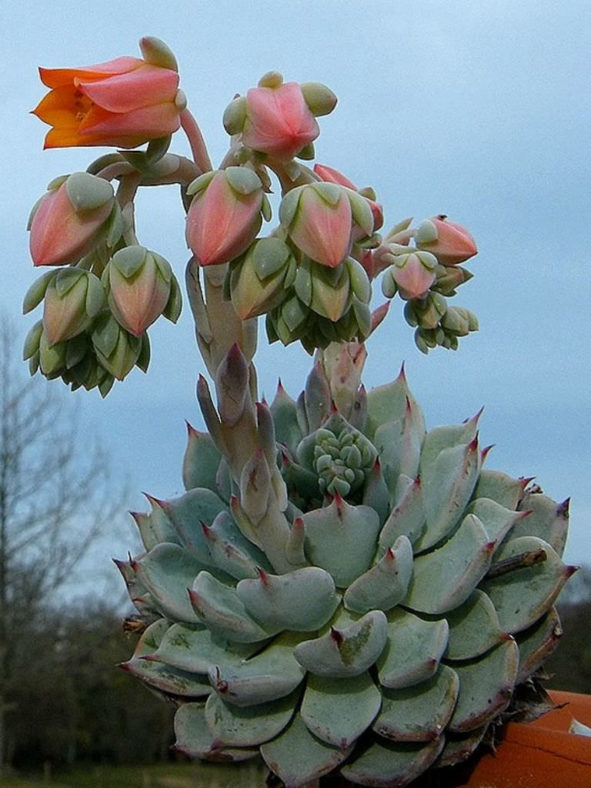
left=32, top=56, right=181, bottom=149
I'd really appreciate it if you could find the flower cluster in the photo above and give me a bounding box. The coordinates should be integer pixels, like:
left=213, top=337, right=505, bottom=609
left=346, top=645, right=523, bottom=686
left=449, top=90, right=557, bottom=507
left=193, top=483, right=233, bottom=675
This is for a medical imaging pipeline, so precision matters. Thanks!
left=25, top=36, right=479, bottom=394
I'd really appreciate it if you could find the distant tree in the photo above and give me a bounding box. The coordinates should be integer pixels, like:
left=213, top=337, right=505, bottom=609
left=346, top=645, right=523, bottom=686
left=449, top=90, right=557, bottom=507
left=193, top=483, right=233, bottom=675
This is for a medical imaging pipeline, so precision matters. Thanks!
left=9, top=601, right=174, bottom=771
left=0, top=316, right=127, bottom=774
left=547, top=566, right=591, bottom=695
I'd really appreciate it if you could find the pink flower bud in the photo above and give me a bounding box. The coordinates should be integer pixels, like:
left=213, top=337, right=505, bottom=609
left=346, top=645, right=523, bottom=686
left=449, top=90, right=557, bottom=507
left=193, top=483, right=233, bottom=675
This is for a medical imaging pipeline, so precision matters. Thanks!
left=392, top=252, right=437, bottom=300
left=314, top=163, right=383, bottom=233
left=29, top=172, right=115, bottom=266
left=280, top=183, right=353, bottom=268
left=186, top=168, right=265, bottom=266
left=415, top=215, right=477, bottom=266
left=313, top=163, right=357, bottom=190
left=32, top=47, right=182, bottom=149
left=241, top=81, right=319, bottom=159
left=43, top=269, right=105, bottom=344
left=107, top=246, right=175, bottom=337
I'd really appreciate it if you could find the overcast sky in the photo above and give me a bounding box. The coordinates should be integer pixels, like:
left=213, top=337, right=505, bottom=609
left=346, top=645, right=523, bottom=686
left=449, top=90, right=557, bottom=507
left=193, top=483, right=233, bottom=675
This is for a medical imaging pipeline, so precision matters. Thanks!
left=1, top=0, right=589, bottom=585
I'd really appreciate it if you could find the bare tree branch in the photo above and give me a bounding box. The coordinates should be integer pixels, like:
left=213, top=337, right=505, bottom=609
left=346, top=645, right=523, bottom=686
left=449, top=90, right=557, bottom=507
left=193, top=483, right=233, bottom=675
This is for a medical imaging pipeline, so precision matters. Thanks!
left=0, top=313, right=127, bottom=773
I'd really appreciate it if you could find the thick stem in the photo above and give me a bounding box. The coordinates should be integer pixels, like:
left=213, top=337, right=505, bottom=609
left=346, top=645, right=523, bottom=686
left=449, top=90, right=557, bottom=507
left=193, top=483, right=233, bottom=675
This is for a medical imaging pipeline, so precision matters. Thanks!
left=115, top=173, right=142, bottom=248
left=180, top=108, right=213, bottom=173
left=185, top=259, right=257, bottom=382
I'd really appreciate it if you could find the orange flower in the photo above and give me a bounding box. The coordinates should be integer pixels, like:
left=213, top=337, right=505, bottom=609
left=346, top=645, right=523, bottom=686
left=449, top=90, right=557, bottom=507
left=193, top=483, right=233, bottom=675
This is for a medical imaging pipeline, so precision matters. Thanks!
left=32, top=55, right=182, bottom=149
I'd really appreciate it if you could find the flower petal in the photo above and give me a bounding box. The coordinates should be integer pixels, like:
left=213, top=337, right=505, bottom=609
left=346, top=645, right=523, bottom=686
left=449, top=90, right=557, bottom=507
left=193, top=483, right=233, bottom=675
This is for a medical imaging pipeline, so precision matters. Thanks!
left=78, top=65, right=179, bottom=113
left=38, top=57, right=143, bottom=88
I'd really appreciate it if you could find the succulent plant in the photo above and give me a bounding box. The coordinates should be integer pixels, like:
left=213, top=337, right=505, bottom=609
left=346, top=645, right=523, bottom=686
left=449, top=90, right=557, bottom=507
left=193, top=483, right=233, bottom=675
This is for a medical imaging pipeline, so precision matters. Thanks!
left=117, top=346, right=573, bottom=787
left=25, top=36, right=575, bottom=787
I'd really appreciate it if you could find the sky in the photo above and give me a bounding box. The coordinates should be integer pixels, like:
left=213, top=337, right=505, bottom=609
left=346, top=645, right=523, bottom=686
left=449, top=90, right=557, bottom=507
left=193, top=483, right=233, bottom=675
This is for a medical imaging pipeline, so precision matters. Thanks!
left=0, top=0, right=589, bottom=590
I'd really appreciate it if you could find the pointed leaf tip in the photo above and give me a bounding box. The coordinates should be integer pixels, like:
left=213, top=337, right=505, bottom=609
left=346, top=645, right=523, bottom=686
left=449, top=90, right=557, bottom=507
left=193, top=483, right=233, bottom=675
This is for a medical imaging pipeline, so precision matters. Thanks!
left=557, top=498, right=570, bottom=517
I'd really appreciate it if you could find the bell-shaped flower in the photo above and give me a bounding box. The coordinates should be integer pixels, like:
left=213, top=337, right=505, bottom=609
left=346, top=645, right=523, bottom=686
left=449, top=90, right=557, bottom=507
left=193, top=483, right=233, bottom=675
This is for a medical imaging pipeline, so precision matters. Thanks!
left=226, top=73, right=321, bottom=160
left=280, top=182, right=374, bottom=269
left=313, top=163, right=383, bottom=232
left=32, top=39, right=182, bottom=149
left=186, top=167, right=267, bottom=266
left=388, top=251, right=437, bottom=300
left=43, top=268, right=105, bottom=345
left=105, top=245, right=180, bottom=337
left=29, top=172, right=115, bottom=266
left=415, top=215, right=477, bottom=265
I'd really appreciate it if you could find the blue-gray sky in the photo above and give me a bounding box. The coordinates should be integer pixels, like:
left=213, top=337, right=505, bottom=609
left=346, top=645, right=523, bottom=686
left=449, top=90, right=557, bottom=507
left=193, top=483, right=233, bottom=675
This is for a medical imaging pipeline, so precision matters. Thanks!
left=1, top=1, right=589, bottom=582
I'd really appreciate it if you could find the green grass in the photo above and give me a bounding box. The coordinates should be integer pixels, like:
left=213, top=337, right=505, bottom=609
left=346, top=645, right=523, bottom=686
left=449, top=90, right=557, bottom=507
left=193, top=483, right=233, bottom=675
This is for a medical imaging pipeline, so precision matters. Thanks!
left=0, top=760, right=267, bottom=788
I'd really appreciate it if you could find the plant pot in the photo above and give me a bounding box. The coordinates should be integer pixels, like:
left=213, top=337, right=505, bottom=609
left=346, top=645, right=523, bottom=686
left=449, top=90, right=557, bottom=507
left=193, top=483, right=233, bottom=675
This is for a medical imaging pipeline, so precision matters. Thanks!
left=428, top=690, right=591, bottom=787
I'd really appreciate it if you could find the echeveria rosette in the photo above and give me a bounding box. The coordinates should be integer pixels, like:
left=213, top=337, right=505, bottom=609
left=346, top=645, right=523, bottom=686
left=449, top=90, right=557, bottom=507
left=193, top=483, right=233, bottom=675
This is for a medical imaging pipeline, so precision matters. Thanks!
left=117, top=358, right=574, bottom=786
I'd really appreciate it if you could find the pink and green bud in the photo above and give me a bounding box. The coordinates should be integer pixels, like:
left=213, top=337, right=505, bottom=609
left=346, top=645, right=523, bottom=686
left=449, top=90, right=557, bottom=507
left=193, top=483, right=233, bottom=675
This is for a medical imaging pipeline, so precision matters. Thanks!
left=91, top=314, right=142, bottom=380
left=225, top=73, right=321, bottom=160
left=280, top=182, right=374, bottom=268
left=32, top=39, right=182, bottom=149
left=29, top=172, right=115, bottom=266
left=415, top=215, right=477, bottom=266
left=314, top=163, right=383, bottom=232
left=229, top=237, right=294, bottom=320
left=186, top=167, right=266, bottom=266
left=105, top=245, right=180, bottom=337
left=384, top=251, right=438, bottom=301
left=43, top=268, right=105, bottom=344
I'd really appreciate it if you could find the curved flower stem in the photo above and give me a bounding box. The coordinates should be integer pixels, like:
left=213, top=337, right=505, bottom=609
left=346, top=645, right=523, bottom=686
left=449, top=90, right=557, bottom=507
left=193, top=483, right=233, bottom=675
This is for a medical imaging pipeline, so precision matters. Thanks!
left=180, top=108, right=213, bottom=173
left=95, top=162, right=136, bottom=181
left=116, top=172, right=142, bottom=247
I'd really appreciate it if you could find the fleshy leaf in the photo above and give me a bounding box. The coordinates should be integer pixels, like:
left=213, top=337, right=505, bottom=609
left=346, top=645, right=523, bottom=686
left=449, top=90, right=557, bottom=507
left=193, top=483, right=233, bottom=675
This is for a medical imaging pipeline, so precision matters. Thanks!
left=416, top=430, right=481, bottom=551
left=182, top=424, right=222, bottom=493
left=294, top=610, right=387, bottom=678
left=174, top=703, right=259, bottom=761
left=365, top=367, right=425, bottom=441
left=436, top=726, right=488, bottom=768
left=443, top=589, right=507, bottom=660
left=514, top=491, right=569, bottom=556
left=344, top=535, right=413, bottom=614
left=448, top=638, right=519, bottom=732
left=466, top=497, right=523, bottom=545
left=261, top=713, right=352, bottom=787
left=135, top=495, right=181, bottom=550
left=301, top=671, right=382, bottom=748
left=121, top=619, right=211, bottom=699
left=472, top=469, right=524, bottom=510
left=270, top=382, right=304, bottom=454
left=204, top=689, right=297, bottom=746
left=189, top=571, right=272, bottom=642
left=405, top=514, right=494, bottom=614
left=148, top=622, right=258, bottom=673
left=161, top=488, right=228, bottom=563
left=515, top=607, right=563, bottom=683
left=208, top=632, right=306, bottom=707
left=133, top=543, right=205, bottom=624
left=301, top=496, right=380, bottom=588
left=377, top=608, right=448, bottom=689
left=482, top=536, right=573, bottom=634
left=373, top=665, right=459, bottom=741
left=378, top=476, right=425, bottom=552
left=341, top=736, right=444, bottom=787
left=237, top=567, right=339, bottom=631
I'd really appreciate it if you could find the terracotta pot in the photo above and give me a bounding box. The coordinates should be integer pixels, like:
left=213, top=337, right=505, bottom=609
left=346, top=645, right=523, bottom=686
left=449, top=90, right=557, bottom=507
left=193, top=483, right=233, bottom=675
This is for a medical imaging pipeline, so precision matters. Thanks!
left=437, top=690, right=591, bottom=788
